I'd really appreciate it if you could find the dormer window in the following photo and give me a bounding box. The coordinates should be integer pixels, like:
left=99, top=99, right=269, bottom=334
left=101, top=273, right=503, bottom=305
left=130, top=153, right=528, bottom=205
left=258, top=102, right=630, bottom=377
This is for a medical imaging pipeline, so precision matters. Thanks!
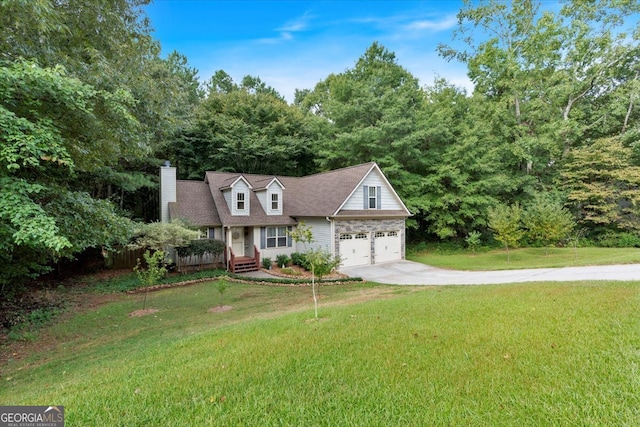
left=271, top=193, right=279, bottom=210
left=236, top=192, right=246, bottom=211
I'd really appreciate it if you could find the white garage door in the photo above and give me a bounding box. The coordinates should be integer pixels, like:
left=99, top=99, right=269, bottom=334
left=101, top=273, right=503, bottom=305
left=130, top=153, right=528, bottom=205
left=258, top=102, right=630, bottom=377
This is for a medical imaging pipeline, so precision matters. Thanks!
left=339, top=233, right=370, bottom=267
left=374, top=231, right=401, bottom=263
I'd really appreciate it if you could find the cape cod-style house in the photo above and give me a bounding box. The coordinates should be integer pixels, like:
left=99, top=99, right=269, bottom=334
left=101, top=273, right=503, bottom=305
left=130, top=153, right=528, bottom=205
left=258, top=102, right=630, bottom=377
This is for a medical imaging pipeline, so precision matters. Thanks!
left=160, top=162, right=411, bottom=273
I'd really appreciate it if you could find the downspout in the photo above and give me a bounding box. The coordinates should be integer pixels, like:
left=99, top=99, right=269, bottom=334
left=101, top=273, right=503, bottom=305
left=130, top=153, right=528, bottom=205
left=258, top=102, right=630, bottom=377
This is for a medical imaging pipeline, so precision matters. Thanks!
left=225, top=226, right=230, bottom=272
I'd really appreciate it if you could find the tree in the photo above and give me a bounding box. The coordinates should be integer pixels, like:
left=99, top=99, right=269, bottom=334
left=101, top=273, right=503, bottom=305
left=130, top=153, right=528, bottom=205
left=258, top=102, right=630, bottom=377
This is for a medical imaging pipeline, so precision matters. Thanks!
left=560, top=137, right=640, bottom=233
left=488, top=203, right=525, bottom=261
left=439, top=0, right=640, bottom=185
left=134, top=250, right=167, bottom=310
left=523, top=193, right=575, bottom=254
left=0, top=59, right=136, bottom=289
left=0, top=0, right=203, bottom=287
left=171, top=78, right=321, bottom=178
left=129, top=220, right=199, bottom=252
left=288, top=222, right=341, bottom=320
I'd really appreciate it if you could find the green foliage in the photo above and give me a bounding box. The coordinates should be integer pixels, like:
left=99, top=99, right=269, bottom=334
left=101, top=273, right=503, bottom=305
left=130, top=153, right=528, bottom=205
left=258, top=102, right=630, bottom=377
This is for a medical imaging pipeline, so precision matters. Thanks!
left=290, top=252, right=308, bottom=269
left=134, top=250, right=167, bottom=309
left=172, top=80, right=320, bottom=178
left=488, top=203, right=525, bottom=261
left=561, top=137, right=640, bottom=232
left=0, top=0, right=204, bottom=288
left=215, top=281, right=228, bottom=306
left=465, top=231, right=482, bottom=254
left=523, top=193, right=575, bottom=252
left=130, top=220, right=199, bottom=251
left=275, top=254, right=291, bottom=268
left=279, top=267, right=301, bottom=276
left=305, top=249, right=341, bottom=280
left=262, top=258, right=272, bottom=270
left=595, top=232, right=640, bottom=248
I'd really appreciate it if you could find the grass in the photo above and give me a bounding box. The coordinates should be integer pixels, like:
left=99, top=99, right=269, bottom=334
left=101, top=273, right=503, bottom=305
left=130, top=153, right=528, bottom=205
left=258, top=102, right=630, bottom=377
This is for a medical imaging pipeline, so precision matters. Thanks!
left=1, top=279, right=640, bottom=425
left=408, top=246, right=640, bottom=270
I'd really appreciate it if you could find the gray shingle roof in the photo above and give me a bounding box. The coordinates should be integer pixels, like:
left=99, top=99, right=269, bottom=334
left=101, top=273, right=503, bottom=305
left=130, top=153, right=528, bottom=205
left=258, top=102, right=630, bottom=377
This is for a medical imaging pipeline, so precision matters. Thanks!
left=170, top=180, right=221, bottom=226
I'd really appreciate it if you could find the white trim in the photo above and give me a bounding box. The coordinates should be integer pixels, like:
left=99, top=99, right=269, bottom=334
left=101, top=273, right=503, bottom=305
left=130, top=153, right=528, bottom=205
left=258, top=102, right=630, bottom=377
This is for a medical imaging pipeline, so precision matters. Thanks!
left=332, top=163, right=411, bottom=216
left=220, top=175, right=253, bottom=191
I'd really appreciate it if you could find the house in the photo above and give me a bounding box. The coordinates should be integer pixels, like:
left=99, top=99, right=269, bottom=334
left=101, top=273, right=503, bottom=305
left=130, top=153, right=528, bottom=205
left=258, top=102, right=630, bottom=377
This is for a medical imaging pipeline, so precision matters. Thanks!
left=160, top=162, right=411, bottom=273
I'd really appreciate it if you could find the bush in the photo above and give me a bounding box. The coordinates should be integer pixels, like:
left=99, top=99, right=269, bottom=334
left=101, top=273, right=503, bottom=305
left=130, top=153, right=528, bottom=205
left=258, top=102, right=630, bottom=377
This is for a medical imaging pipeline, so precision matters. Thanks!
left=262, top=257, right=272, bottom=269
left=596, top=232, right=640, bottom=248
left=279, top=267, right=301, bottom=276
left=291, top=252, right=309, bottom=269
left=275, top=254, right=291, bottom=268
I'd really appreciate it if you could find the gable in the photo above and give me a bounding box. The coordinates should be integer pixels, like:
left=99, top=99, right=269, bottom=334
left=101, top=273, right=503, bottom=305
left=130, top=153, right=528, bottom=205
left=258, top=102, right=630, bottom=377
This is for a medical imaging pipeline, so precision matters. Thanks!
left=339, top=166, right=407, bottom=212
left=255, top=179, right=283, bottom=215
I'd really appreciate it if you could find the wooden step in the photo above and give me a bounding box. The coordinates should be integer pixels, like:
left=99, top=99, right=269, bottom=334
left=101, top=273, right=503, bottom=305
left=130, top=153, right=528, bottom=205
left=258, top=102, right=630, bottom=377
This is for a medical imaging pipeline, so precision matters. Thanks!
left=233, top=257, right=259, bottom=273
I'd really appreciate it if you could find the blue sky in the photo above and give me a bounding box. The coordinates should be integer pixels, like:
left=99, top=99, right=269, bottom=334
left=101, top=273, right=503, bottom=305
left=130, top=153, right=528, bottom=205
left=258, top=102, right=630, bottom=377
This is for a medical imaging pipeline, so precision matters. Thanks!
left=144, top=0, right=471, bottom=102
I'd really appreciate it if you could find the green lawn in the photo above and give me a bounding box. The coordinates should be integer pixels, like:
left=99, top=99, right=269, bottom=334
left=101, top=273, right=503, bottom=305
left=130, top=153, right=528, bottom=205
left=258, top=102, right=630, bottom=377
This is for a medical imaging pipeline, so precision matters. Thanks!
left=2, top=279, right=640, bottom=426
left=408, top=246, right=640, bottom=270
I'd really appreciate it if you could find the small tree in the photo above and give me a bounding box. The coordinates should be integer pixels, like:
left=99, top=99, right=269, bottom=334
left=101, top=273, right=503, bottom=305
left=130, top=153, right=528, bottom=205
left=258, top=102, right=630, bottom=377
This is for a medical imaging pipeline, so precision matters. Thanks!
left=288, top=221, right=340, bottom=320
left=215, top=281, right=228, bottom=306
left=465, top=231, right=482, bottom=255
left=134, top=250, right=167, bottom=310
left=524, top=194, right=575, bottom=255
left=488, top=203, right=524, bottom=262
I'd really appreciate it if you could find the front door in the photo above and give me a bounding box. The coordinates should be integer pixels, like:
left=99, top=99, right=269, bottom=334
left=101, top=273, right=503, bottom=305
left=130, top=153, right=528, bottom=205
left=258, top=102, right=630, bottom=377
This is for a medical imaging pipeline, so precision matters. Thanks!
left=231, top=227, right=244, bottom=256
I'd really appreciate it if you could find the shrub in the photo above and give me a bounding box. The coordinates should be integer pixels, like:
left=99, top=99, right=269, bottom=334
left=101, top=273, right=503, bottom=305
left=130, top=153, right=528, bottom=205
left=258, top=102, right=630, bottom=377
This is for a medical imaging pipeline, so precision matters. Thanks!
left=262, top=257, right=272, bottom=269
left=596, top=232, right=640, bottom=248
left=465, top=231, right=482, bottom=254
left=275, top=254, right=291, bottom=268
left=279, top=267, right=301, bottom=276
left=291, top=252, right=309, bottom=269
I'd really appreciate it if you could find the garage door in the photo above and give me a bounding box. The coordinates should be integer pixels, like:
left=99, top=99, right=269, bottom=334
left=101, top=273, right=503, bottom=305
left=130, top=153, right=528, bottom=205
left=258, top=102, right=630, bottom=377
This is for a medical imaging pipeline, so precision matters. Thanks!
left=374, top=231, right=401, bottom=263
left=339, top=233, right=370, bottom=267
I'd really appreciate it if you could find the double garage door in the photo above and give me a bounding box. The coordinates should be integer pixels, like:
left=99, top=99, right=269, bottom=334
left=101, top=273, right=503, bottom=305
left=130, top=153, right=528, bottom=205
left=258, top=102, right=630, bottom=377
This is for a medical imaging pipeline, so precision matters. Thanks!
left=339, top=231, right=401, bottom=267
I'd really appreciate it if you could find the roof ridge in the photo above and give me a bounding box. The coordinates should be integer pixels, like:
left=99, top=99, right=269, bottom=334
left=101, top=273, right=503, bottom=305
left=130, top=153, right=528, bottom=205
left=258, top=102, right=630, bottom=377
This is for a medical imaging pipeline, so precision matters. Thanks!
left=302, top=162, right=376, bottom=178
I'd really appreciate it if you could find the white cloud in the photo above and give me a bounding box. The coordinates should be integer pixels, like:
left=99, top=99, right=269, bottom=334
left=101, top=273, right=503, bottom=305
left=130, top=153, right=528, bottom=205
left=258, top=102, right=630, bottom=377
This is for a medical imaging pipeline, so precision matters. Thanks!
left=405, top=15, right=458, bottom=32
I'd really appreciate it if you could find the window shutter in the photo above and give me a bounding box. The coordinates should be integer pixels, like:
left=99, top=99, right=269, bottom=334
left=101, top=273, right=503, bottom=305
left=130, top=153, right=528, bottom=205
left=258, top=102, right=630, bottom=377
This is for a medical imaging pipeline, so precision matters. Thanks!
left=287, top=226, right=293, bottom=247
left=376, top=186, right=382, bottom=209
left=363, top=186, right=369, bottom=209
left=260, top=227, right=266, bottom=249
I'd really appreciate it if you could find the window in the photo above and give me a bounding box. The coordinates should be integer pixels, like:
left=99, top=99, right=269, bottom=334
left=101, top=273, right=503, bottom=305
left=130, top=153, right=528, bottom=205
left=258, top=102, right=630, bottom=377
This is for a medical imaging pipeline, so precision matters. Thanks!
left=388, top=231, right=398, bottom=237
left=355, top=233, right=368, bottom=239
left=267, top=226, right=288, bottom=248
left=340, top=234, right=353, bottom=240
left=368, top=186, right=377, bottom=209
left=271, top=193, right=279, bottom=211
left=375, top=232, right=385, bottom=238
left=236, top=192, right=245, bottom=210
left=199, top=228, right=209, bottom=239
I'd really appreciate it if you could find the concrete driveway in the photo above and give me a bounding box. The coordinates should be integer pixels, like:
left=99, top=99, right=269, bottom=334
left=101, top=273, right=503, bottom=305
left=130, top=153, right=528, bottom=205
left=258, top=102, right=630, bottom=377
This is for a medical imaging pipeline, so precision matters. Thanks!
left=339, top=260, right=640, bottom=285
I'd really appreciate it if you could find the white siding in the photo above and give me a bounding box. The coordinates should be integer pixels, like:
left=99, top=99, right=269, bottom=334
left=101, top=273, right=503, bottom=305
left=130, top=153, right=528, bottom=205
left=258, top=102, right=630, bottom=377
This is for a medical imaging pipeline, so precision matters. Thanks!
left=223, top=189, right=232, bottom=211
left=296, top=217, right=332, bottom=253
left=250, top=226, right=295, bottom=261
left=342, top=168, right=404, bottom=210
left=231, top=180, right=250, bottom=216
left=160, top=166, right=176, bottom=223
left=255, top=182, right=283, bottom=215
left=267, top=186, right=283, bottom=215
